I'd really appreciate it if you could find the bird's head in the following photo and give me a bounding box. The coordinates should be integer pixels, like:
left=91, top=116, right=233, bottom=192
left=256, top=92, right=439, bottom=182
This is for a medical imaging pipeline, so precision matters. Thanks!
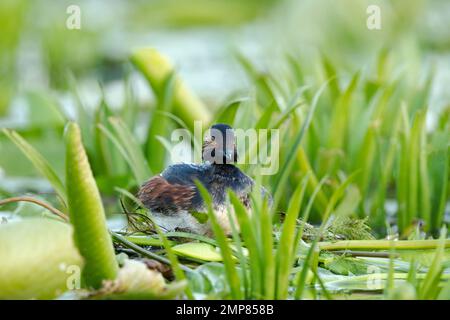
left=202, top=123, right=237, bottom=164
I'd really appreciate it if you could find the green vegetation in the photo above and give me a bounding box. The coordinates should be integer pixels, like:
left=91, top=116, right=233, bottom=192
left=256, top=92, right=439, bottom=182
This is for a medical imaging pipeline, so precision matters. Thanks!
left=0, top=0, right=448, bottom=300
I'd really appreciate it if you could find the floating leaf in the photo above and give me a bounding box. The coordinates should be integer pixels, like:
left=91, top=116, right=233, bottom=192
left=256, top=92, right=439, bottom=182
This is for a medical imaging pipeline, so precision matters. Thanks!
left=0, top=218, right=83, bottom=299
left=172, top=242, right=222, bottom=262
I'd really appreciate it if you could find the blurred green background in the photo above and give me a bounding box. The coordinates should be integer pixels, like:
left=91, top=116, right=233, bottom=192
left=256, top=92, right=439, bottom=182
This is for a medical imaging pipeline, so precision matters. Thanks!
left=0, top=0, right=449, bottom=235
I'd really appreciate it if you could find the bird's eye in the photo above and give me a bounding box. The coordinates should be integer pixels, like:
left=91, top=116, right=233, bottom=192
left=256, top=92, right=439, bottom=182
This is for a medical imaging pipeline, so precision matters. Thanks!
left=210, top=135, right=215, bottom=141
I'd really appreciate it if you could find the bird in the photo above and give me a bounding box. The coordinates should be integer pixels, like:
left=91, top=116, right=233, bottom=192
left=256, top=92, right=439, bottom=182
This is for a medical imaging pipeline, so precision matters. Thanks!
left=137, top=123, right=271, bottom=236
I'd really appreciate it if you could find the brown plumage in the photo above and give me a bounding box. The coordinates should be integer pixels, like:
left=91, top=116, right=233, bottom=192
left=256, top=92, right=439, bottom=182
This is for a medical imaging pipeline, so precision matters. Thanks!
left=137, top=176, right=196, bottom=215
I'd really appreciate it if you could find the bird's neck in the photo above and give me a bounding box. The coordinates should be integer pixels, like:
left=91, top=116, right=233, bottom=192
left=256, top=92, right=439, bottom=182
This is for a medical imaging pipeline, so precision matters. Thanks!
left=211, top=163, right=237, bottom=175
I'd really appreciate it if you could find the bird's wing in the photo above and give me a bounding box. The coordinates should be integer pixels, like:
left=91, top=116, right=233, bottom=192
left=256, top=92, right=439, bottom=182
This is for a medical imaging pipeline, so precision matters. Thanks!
left=137, top=176, right=196, bottom=214
left=161, top=163, right=210, bottom=186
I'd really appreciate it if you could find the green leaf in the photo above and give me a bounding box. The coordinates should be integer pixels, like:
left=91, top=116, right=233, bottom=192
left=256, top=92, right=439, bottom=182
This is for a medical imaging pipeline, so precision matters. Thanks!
left=275, top=176, right=308, bottom=299
left=98, top=117, right=151, bottom=185
left=191, top=211, right=209, bottom=224
left=145, top=73, right=175, bottom=173
left=2, top=129, right=67, bottom=206
left=172, top=243, right=223, bottom=262
left=131, top=48, right=211, bottom=131
left=24, top=91, right=66, bottom=128
left=323, top=255, right=369, bottom=276
left=0, top=218, right=83, bottom=299
left=188, top=262, right=231, bottom=297
left=272, top=81, right=328, bottom=192
left=196, top=181, right=242, bottom=299
left=419, top=228, right=447, bottom=299
left=215, top=99, right=242, bottom=126
left=65, top=122, right=119, bottom=289
left=229, top=190, right=262, bottom=298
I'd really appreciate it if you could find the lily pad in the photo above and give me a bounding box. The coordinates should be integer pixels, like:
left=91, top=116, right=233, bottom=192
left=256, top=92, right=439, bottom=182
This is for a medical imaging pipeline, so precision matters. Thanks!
left=0, top=218, right=84, bottom=299
left=172, top=242, right=222, bottom=262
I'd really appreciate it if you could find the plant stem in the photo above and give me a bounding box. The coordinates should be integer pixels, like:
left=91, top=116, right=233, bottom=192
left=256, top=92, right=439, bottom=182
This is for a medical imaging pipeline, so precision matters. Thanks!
left=123, top=235, right=168, bottom=246
left=0, top=196, right=68, bottom=221
left=111, top=232, right=194, bottom=274
left=319, top=239, right=450, bottom=251
left=330, top=250, right=396, bottom=258
left=325, top=272, right=450, bottom=286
